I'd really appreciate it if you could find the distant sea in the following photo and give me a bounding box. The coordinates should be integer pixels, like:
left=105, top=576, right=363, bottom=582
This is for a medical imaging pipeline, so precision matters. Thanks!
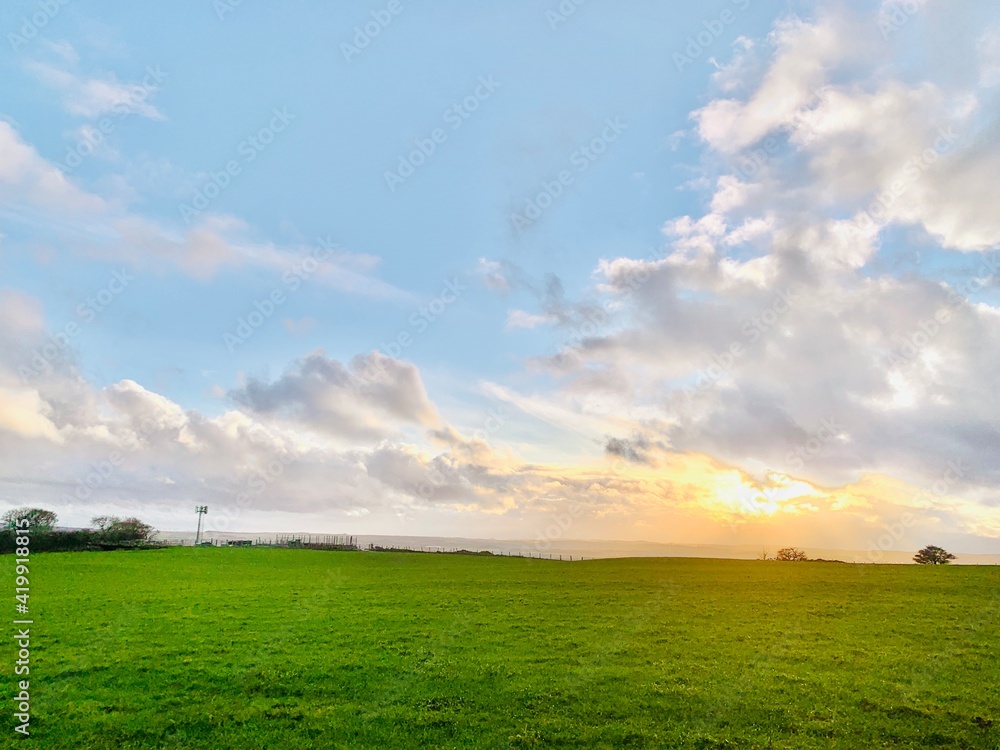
left=152, top=531, right=1000, bottom=565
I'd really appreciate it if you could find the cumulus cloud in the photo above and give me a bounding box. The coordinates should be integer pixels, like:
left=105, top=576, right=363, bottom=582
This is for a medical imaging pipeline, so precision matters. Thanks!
left=0, top=295, right=994, bottom=545
left=693, top=9, right=1000, bottom=252
left=695, top=14, right=854, bottom=154
left=521, top=2, right=1000, bottom=539
left=230, top=351, right=440, bottom=440
left=0, top=386, right=64, bottom=442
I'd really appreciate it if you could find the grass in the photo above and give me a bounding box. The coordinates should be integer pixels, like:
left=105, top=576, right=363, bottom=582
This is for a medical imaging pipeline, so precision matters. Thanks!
left=3, top=548, right=998, bottom=749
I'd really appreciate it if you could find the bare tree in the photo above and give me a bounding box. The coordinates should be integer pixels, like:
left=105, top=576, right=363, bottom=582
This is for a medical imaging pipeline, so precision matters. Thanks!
left=775, top=547, right=808, bottom=562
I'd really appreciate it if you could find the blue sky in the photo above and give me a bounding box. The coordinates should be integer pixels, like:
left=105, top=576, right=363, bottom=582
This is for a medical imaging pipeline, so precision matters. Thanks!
left=1, top=0, right=782, bottom=412
left=1, top=0, right=999, bottom=554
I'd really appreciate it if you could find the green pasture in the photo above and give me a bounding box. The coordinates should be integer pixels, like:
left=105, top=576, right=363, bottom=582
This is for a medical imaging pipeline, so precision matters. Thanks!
left=3, top=548, right=997, bottom=749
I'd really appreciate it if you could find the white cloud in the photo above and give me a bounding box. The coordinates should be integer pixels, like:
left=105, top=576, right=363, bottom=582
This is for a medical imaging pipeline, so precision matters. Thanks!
left=695, top=15, right=852, bottom=154
left=25, top=50, right=165, bottom=120
left=691, top=7, right=1000, bottom=252
left=477, top=258, right=512, bottom=293
left=0, top=121, right=108, bottom=215
left=0, top=289, right=45, bottom=335
left=43, top=39, right=80, bottom=65
left=505, top=309, right=552, bottom=331
left=525, top=3, right=1000, bottom=533
left=0, top=291, right=995, bottom=545
left=0, top=121, right=408, bottom=298
left=0, top=386, right=63, bottom=442
left=230, top=351, right=441, bottom=441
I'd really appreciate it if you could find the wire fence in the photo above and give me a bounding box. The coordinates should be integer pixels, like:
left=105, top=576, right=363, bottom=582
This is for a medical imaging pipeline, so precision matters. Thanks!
left=157, top=534, right=584, bottom=559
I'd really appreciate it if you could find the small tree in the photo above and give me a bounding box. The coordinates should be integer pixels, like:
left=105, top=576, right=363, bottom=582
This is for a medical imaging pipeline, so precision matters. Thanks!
left=2, top=508, right=58, bottom=531
left=90, top=516, right=156, bottom=545
left=913, top=545, right=956, bottom=565
left=90, top=515, right=116, bottom=533
left=112, top=518, right=155, bottom=543
left=776, top=547, right=808, bottom=561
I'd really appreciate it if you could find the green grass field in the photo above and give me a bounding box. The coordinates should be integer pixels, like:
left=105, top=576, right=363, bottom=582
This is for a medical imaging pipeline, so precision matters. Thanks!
left=4, top=548, right=998, bottom=749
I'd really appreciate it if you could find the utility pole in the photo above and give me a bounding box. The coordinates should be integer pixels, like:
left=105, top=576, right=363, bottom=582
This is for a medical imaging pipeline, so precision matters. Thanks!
left=194, top=505, right=208, bottom=545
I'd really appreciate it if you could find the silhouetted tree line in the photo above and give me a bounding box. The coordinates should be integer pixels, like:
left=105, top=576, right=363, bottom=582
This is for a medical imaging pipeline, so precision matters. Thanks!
left=0, top=508, right=157, bottom=553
